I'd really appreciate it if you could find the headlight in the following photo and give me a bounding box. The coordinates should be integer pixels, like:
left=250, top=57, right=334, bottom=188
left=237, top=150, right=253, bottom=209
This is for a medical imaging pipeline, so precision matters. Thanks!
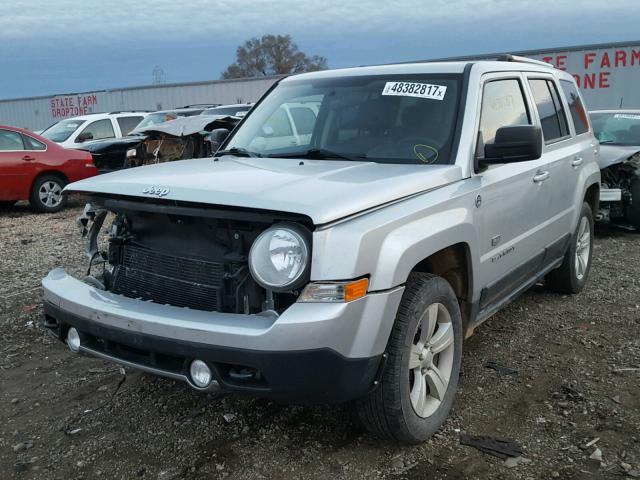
left=248, top=225, right=310, bottom=291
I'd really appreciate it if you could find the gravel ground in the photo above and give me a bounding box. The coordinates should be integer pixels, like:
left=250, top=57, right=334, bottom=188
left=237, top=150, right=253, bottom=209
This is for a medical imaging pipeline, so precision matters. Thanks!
left=1, top=200, right=639, bottom=480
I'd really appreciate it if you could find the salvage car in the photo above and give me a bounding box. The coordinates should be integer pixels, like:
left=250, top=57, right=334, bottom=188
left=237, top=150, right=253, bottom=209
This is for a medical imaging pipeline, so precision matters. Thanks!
left=0, top=125, right=97, bottom=212
left=80, top=114, right=240, bottom=173
left=43, top=57, right=600, bottom=443
left=590, top=110, right=640, bottom=229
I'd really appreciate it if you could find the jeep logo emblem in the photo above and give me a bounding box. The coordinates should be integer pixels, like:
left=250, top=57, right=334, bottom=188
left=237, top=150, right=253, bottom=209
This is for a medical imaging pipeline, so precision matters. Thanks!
left=142, top=186, right=170, bottom=197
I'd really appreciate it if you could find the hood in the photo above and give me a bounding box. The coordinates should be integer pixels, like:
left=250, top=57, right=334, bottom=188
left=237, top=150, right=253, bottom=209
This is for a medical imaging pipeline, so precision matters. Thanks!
left=65, top=156, right=463, bottom=224
left=131, top=115, right=239, bottom=137
left=80, top=136, right=143, bottom=154
left=597, top=144, right=640, bottom=169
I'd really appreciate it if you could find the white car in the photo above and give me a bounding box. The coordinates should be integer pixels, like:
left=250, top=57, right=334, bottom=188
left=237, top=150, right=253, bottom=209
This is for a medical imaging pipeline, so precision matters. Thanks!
left=40, top=112, right=148, bottom=148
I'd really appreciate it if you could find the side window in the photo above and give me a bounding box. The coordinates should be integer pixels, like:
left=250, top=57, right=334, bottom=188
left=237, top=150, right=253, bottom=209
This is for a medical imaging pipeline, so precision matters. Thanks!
left=479, top=79, right=530, bottom=146
left=263, top=107, right=293, bottom=137
left=560, top=80, right=589, bottom=135
left=289, top=107, right=316, bottom=136
left=528, top=79, right=569, bottom=142
left=117, top=116, right=143, bottom=135
left=0, top=130, right=25, bottom=151
left=22, top=135, right=47, bottom=150
left=77, top=119, right=115, bottom=142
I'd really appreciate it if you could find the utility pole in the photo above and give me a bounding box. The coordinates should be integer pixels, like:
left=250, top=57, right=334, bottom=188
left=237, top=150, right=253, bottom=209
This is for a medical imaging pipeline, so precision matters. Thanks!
left=152, top=66, right=166, bottom=85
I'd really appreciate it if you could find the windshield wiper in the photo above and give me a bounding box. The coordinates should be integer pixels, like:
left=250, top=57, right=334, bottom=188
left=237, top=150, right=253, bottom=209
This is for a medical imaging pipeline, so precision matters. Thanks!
left=216, top=147, right=262, bottom=158
left=268, top=148, right=367, bottom=162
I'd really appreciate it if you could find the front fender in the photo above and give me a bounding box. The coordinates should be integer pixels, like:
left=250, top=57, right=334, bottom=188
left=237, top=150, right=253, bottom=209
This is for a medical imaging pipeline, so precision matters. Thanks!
left=311, top=181, right=480, bottom=292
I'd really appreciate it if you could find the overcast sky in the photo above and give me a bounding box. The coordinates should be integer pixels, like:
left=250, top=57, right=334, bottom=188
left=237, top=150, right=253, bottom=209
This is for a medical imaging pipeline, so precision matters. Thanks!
left=1, top=0, right=639, bottom=100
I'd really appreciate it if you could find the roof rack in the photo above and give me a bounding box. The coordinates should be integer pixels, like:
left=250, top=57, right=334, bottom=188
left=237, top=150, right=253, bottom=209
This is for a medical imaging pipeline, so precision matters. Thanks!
left=179, top=104, right=221, bottom=108
left=108, top=110, right=151, bottom=114
left=496, top=54, right=554, bottom=68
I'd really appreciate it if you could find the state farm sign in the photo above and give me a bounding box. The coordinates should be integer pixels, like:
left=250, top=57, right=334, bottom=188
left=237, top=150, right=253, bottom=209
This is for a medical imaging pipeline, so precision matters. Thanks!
left=50, top=94, right=99, bottom=119
left=530, top=44, right=640, bottom=109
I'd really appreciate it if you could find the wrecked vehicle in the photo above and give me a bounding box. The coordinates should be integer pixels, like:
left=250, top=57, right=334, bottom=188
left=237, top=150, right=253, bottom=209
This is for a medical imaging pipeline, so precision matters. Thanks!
left=43, top=57, right=600, bottom=443
left=590, top=110, right=640, bottom=229
left=79, top=114, right=240, bottom=173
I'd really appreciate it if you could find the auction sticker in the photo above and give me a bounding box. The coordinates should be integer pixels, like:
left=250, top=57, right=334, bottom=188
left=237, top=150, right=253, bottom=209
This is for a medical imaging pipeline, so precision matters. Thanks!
left=382, top=82, right=447, bottom=100
left=614, top=113, right=640, bottom=120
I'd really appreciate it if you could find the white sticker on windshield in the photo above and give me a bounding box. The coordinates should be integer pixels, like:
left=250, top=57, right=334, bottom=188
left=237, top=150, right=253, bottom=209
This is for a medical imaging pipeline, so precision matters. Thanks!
left=382, top=82, right=447, bottom=100
left=614, top=113, right=640, bottom=120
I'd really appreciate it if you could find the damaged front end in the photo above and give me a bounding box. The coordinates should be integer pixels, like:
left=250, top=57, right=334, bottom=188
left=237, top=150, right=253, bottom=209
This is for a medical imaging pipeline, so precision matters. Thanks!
left=73, top=198, right=309, bottom=315
left=43, top=195, right=386, bottom=403
left=598, top=150, right=640, bottom=229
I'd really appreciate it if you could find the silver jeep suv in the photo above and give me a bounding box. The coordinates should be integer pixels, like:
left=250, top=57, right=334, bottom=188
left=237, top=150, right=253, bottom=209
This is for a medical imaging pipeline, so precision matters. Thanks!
left=42, top=56, right=600, bottom=443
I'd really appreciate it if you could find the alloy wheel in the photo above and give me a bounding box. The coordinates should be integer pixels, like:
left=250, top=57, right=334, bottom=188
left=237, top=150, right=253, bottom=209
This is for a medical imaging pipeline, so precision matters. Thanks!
left=409, top=302, right=455, bottom=418
left=574, top=216, right=591, bottom=280
left=39, top=181, right=63, bottom=208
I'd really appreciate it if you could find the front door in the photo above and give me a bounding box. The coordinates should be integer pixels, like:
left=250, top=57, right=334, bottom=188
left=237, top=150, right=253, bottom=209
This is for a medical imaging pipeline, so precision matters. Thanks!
left=474, top=74, right=553, bottom=312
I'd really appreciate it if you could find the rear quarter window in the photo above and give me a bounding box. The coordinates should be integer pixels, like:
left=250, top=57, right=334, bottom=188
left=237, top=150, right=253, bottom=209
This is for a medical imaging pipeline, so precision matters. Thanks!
left=560, top=80, right=590, bottom=135
left=22, top=135, right=47, bottom=150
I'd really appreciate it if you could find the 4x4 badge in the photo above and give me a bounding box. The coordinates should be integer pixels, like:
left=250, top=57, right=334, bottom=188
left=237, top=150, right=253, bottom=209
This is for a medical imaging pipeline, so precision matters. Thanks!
left=142, top=186, right=170, bottom=197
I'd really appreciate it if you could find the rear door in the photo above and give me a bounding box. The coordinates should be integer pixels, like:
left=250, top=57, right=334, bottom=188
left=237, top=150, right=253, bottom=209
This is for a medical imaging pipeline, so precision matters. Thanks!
left=522, top=74, right=575, bottom=255
left=474, top=73, right=553, bottom=313
left=0, top=129, right=32, bottom=200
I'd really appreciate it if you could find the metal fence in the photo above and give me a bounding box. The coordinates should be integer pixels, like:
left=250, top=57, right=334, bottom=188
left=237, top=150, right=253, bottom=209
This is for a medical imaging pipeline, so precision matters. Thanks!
left=0, top=75, right=283, bottom=131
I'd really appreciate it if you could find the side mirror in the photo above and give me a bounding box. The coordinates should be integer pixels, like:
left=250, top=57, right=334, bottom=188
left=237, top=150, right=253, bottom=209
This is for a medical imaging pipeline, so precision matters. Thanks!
left=208, top=128, right=230, bottom=152
left=209, top=128, right=230, bottom=144
left=76, top=131, right=94, bottom=143
left=482, top=125, right=542, bottom=164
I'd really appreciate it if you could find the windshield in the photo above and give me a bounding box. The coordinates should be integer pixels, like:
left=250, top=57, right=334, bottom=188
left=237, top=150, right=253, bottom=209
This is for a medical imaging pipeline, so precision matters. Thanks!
left=225, top=74, right=461, bottom=164
left=135, top=112, right=178, bottom=130
left=591, top=112, right=640, bottom=146
left=41, top=119, right=85, bottom=142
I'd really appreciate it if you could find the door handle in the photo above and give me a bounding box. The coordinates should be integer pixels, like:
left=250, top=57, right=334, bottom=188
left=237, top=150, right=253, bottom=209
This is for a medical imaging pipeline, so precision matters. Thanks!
left=22, top=155, right=35, bottom=161
left=533, top=170, right=550, bottom=183
left=571, top=156, right=584, bottom=167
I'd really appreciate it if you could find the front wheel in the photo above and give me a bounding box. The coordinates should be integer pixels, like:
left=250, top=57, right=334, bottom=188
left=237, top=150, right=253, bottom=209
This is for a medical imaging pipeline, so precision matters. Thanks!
left=356, top=273, right=463, bottom=443
left=545, top=202, right=594, bottom=293
left=30, top=174, right=67, bottom=213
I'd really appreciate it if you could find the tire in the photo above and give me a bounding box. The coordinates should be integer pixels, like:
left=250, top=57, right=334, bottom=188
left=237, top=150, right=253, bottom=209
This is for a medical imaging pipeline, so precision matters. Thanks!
left=356, top=273, right=463, bottom=443
left=626, top=176, right=640, bottom=230
left=545, top=202, right=594, bottom=294
left=30, top=174, right=67, bottom=213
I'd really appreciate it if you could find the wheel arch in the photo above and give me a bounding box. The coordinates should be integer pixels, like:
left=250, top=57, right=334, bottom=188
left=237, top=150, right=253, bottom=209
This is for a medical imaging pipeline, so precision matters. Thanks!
left=407, top=242, right=473, bottom=335
left=583, top=181, right=599, bottom=215
left=31, top=170, right=70, bottom=192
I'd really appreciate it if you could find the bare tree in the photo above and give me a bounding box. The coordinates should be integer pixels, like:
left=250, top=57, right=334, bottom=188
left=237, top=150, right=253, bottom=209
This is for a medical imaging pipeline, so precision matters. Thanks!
left=221, top=35, right=328, bottom=79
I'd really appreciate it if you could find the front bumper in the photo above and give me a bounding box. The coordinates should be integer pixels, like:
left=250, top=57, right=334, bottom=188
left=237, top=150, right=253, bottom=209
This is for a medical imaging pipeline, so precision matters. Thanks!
left=42, top=268, right=403, bottom=404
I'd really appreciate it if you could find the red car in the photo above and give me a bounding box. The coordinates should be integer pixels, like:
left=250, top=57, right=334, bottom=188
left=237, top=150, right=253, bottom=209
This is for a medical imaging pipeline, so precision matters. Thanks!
left=0, top=125, right=98, bottom=212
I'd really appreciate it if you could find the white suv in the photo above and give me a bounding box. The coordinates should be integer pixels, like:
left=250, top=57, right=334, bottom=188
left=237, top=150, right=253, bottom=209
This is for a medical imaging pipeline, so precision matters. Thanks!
left=41, top=112, right=148, bottom=148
